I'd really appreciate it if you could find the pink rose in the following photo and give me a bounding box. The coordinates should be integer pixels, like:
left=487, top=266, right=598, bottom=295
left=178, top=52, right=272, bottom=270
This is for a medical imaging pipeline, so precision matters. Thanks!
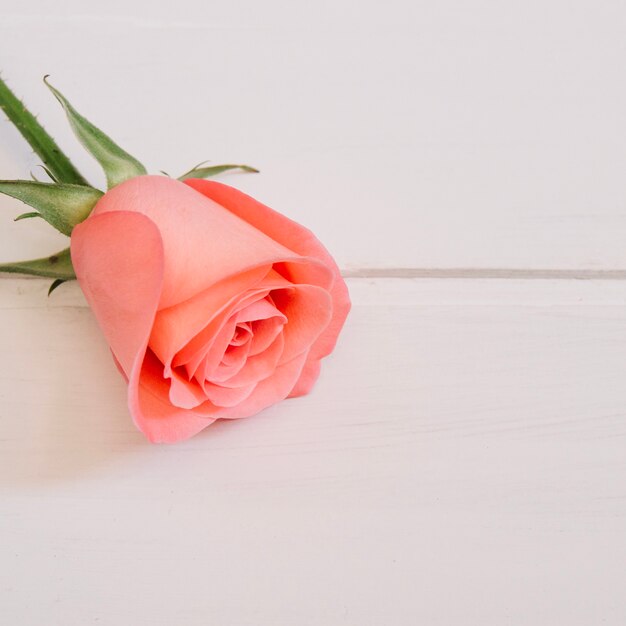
left=70, top=175, right=350, bottom=443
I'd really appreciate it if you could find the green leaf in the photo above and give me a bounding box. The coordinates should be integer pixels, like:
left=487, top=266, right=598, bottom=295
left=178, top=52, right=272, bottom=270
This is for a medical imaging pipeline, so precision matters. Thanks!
left=178, top=163, right=259, bottom=181
left=44, top=76, right=147, bottom=189
left=0, top=74, right=88, bottom=186
left=14, top=211, right=41, bottom=222
left=48, top=278, right=66, bottom=295
left=0, top=247, right=75, bottom=280
left=0, top=180, right=102, bottom=236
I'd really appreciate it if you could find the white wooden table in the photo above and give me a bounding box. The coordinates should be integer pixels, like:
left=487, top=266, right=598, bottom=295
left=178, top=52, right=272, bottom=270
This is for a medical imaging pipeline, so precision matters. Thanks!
left=1, top=2, right=626, bottom=624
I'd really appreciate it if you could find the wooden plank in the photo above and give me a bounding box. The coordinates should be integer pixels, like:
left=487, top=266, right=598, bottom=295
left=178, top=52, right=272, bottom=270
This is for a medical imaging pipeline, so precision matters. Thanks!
left=2, top=1, right=626, bottom=270
left=0, top=277, right=624, bottom=624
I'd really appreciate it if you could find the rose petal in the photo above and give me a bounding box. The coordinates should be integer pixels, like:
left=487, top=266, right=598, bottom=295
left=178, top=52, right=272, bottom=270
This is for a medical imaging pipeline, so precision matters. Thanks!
left=271, top=285, right=332, bottom=363
left=90, top=176, right=307, bottom=308
left=168, top=368, right=207, bottom=410
left=202, top=380, right=257, bottom=408
left=236, top=298, right=284, bottom=324
left=71, top=211, right=164, bottom=378
left=287, top=359, right=322, bottom=397
left=150, top=265, right=269, bottom=370
left=189, top=316, right=238, bottom=380
left=210, top=332, right=285, bottom=387
left=195, top=351, right=309, bottom=419
left=229, top=322, right=252, bottom=347
left=248, top=316, right=285, bottom=356
left=211, top=340, right=251, bottom=381
left=131, top=350, right=214, bottom=443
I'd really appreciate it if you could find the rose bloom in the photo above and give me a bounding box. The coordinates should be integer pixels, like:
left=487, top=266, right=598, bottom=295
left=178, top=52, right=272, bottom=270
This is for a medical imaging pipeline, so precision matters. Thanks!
left=71, top=175, right=350, bottom=443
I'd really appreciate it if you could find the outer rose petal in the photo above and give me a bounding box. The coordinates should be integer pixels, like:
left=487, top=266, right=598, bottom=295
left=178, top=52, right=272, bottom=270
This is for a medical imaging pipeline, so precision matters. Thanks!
left=70, top=211, right=213, bottom=443
left=131, top=385, right=214, bottom=443
left=183, top=179, right=351, bottom=362
left=132, top=350, right=215, bottom=443
left=71, top=211, right=163, bottom=379
left=90, top=176, right=305, bottom=309
left=288, top=359, right=322, bottom=398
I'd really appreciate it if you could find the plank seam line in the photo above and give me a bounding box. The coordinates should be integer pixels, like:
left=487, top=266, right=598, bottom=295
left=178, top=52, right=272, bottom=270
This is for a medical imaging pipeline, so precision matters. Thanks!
left=341, top=268, right=626, bottom=280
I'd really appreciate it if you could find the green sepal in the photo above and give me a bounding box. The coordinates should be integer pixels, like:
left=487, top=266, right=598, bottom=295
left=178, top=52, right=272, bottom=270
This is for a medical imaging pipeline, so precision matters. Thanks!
left=14, top=211, right=41, bottom=222
left=0, top=180, right=102, bottom=236
left=0, top=247, right=75, bottom=280
left=48, top=278, right=66, bottom=295
left=178, top=163, right=259, bottom=181
left=0, top=74, right=89, bottom=186
left=38, top=164, right=59, bottom=183
left=44, top=76, right=147, bottom=189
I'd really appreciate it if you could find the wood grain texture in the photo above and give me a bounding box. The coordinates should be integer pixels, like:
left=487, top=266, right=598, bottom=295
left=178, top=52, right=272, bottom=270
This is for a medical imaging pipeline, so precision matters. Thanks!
left=1, top=0, right=626, bottom=270
left=0, top=277, right=625, bottom=625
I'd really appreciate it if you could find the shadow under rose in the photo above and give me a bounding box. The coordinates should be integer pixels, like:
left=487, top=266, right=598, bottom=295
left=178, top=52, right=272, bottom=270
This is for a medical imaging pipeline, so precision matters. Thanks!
left=0, top=378, right=146, bottom=489
left=0, top=351, right=278, bottom=489
left=0, top=297, right=148, bottom=488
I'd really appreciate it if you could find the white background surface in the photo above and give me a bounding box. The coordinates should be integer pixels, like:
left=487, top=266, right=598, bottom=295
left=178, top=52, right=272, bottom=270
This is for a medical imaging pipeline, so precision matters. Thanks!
left=1, top=1, right=626, bottom=624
